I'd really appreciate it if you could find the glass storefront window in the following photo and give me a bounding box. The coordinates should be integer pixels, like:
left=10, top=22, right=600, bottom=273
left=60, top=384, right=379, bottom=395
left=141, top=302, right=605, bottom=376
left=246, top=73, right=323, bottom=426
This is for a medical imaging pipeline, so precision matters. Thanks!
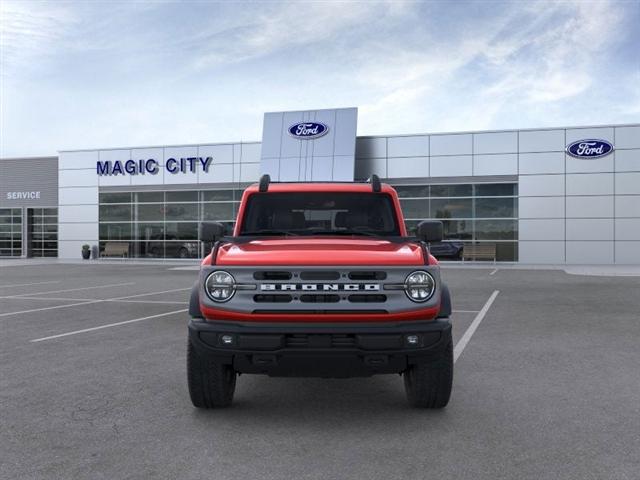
left=99, top=223, right=132, bottom=240
left=100, top=204, right=132, bottom=221
left=395, top=185, right=430, bottom=198
left=165, top=203, right=198, bottom=221
left=442, top=220, right=473, bottom=240
left=394, top=182, right=518, bottom=261
left=100, top=192, right=132, bottom=203
left=474, top=183, right=518, bottom=197
left=136, top=192, right=164, bottom=203
left=165, top=222, right=198, bottom=240
left=166, top=191, right=198, bottom=202
left=431, top=198, right=473, bottom=219
left=202, top=203, right=234, bottom=221
left=137, top=204, right=164, bottom=221
left=137, top=223, right=165, bottom=241
left=0, top=208, right=23, bottom=257
left=28, top=208, right=57, bottom=257
left=475, top=197, right=517, bottom=218
left=474, top=220, right=517, bottom=240
left=430, top=184, right=472, bottom=198
left=202, top=190, right=234, bottom=201
left=399, top=199, right=428, bottom=219
left=99, top=189, right=228, bottom=258
left=96, top=183, right=518, bottom=261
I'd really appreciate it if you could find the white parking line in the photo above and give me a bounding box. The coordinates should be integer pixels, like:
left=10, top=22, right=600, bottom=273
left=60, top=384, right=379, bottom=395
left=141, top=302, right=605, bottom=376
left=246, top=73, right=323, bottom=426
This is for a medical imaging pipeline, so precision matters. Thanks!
left=0, top=296, right=187, bottom=305
left=110, top=299, right=187, bottom=305
left=454, top=290, right=499, bottom=363
left=1, top=296, right=98, bottom=302
left=111, top=287, right=190, bottom=300
left=30, top=309, right=188, bottom=342
left=0, top=282, right=136, bottom=299
left=0, top=281, right=60, bottom=288
left=0, top=300, right=103, bottom=318
left=489, top=269, right=498, bottom=276
left=452, top=309, right=480, bottom=313
left=0, top=286, right=192, bottom=318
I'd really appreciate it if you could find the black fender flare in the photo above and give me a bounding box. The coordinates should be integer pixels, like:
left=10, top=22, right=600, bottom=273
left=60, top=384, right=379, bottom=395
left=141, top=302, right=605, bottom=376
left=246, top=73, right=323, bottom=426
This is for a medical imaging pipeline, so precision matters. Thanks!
left=189, top=281, right=203, bottom=319
left=437, top=283, right=452, bottom=319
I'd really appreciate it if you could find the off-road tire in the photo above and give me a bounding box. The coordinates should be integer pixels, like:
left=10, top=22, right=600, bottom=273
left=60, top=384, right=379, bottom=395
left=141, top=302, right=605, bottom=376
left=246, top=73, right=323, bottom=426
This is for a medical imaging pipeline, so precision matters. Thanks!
left=437, top=283, right=452, bottom=318
left=187, top=339, right=236, bottom=408
left=403, top=340, right=453, bottom=408
left=188, top=282, right=203, bottom=319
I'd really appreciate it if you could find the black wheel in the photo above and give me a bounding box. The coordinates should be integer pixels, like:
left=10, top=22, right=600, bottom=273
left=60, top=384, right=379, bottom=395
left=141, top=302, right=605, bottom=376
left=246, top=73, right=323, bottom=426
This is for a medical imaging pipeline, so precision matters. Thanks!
left=150, top=247, right=161, bottom=257
left=178, top=247, right=189, bottom=259
left=187, top=339, right=236, bottom=408
left=403, top=341, right=453, bottom=408
left=188, top=282, right=203, bottom=319
left=437, top=283, right=452, bottom=318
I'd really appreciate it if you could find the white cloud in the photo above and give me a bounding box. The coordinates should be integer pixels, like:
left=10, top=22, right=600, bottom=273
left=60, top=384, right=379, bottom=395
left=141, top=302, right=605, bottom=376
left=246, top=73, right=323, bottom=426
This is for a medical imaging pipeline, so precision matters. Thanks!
left=0, top=0, right=77, bottom=71
left=0, top=0, right=637, bottom=156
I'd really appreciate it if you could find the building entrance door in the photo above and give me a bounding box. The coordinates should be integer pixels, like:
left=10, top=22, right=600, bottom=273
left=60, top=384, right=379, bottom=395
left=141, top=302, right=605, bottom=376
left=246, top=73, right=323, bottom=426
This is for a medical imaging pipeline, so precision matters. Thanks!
left=26, top=208, right=58, bottom=257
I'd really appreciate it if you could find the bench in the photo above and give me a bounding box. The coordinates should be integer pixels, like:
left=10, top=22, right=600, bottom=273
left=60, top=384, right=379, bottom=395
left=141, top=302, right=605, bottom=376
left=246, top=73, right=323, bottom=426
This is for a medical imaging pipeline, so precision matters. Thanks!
left=462, top=244, right=496, bottom=263
left=101, top=242, right=129, bottom=258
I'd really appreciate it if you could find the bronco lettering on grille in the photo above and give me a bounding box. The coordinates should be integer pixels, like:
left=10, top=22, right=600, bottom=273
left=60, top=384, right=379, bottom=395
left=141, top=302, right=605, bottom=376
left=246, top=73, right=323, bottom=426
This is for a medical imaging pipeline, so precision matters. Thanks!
left=261, top=284, right=380, bottom=291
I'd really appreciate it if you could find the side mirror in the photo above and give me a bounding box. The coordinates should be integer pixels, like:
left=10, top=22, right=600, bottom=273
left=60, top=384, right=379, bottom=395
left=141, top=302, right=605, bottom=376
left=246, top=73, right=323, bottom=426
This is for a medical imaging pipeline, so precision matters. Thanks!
left=417, top=220, right=443, bottom=243
left=199, top=222, right=226, bottom=242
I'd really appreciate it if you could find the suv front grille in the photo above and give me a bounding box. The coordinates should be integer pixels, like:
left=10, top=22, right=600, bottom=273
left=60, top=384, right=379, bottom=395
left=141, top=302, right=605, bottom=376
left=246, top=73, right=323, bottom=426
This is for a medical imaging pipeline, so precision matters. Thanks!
left=234, top=267, right=413, bottom=314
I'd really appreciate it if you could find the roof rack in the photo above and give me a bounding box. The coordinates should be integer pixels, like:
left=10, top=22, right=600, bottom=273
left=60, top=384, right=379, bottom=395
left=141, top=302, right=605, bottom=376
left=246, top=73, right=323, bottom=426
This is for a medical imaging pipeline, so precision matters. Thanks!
left=256, top=174, right=382, bottom=193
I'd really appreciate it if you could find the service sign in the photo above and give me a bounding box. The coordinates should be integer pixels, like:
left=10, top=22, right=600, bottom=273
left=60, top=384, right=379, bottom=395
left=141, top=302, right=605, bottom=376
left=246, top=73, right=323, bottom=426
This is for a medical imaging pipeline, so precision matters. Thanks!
left=288, top=122, right=329, bottom=139
left=6, top=191, right=41, bottom=200
left=566, top=139, right=614, bottom=159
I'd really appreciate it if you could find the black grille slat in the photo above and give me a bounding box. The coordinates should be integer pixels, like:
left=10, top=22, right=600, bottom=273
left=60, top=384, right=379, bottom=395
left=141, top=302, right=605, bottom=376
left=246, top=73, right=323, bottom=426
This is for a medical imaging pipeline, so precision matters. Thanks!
left=348, top=271, right=387, bottom=280
left=254, top=271, right=292, bottom=280
left=300, top=294, right=340, bottom=303
left=348, top=294, right=387, bottom=303
left=254, top=294, right=292, bottom=303
left=300, top=271, right=340, bottom=280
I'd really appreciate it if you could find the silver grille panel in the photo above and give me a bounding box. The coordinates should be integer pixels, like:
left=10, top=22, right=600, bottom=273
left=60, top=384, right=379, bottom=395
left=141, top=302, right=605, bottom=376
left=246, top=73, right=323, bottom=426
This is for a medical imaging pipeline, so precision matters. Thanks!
left=200, top=266, right=441, bottom=314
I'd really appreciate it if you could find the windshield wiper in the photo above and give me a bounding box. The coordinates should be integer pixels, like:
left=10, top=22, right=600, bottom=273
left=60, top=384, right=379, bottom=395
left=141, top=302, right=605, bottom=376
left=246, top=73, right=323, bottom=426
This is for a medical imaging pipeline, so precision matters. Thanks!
left=240, top=229, right=300, bottom=236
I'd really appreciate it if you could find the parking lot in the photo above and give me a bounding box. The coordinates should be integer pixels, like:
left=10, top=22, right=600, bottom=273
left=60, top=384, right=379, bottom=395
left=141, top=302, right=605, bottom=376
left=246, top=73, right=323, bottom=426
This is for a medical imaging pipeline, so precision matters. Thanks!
left=1, top=262, right=639, bottom=480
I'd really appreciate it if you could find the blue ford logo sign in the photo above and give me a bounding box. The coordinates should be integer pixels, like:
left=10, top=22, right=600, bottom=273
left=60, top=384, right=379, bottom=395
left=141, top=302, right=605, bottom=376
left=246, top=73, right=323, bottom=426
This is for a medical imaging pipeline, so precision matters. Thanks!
left=566, top=139, right=614, bottom=159
left=288, top=122, right=329, bottom=139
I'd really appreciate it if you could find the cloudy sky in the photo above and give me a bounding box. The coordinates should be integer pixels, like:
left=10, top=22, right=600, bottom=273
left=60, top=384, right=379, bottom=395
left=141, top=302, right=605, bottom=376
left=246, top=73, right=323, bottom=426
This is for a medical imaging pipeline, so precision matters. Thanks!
left=1, top=0, right=638, bottom=157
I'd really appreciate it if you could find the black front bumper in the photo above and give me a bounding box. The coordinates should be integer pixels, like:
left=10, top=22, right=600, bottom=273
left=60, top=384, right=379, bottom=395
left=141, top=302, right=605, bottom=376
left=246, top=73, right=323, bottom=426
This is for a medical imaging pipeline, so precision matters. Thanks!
left=188, top=318, right=452, bottom=378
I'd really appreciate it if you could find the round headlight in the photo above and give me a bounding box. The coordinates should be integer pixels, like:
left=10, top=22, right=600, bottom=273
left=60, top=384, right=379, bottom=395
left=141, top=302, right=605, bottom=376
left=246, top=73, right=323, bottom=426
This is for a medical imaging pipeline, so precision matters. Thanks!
left=205, top=271, right=236, bottom=302
left=404, top=270, right=436, bottom=302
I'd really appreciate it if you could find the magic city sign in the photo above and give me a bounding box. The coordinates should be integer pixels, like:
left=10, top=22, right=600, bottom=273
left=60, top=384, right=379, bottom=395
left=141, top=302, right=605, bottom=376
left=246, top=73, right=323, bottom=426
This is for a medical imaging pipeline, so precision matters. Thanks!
left=566, top=139, right=614, bottom=159
left=96, top=157, right=213, bottom=176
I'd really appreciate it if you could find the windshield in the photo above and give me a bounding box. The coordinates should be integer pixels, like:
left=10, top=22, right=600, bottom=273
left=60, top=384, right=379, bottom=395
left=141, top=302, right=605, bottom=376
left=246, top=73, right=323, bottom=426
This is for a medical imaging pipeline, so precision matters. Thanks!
left=239, top=192, right=401, bottom=237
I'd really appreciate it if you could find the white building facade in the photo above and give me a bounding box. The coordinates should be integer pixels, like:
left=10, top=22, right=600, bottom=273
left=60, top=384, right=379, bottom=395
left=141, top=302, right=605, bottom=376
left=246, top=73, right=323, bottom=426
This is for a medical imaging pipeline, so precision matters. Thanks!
left=2, top=109, right=638, bottom=264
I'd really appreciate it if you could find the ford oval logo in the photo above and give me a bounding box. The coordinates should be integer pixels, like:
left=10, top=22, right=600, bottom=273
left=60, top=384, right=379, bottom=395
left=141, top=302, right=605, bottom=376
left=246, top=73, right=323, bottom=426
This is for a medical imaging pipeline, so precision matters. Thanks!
left=288, top=122, right=329, bottom=139
left=566, top=139, right=614, bottom=159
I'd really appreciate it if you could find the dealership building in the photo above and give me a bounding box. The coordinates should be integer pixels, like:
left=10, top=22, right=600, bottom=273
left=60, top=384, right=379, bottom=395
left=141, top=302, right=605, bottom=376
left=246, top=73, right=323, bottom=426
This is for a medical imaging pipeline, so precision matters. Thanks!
left=1, top=107, right=639, bottom=264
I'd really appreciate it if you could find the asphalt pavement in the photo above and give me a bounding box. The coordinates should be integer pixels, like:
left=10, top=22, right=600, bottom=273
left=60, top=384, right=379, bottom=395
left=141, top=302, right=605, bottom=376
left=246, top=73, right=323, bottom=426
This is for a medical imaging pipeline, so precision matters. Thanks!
left=1, top=262, right=639, bottom=480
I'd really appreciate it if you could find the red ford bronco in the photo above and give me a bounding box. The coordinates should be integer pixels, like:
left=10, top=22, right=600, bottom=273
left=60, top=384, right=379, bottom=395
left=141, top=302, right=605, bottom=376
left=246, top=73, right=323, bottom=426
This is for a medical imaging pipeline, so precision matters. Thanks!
left=188, top=175, right=453, bottom=408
